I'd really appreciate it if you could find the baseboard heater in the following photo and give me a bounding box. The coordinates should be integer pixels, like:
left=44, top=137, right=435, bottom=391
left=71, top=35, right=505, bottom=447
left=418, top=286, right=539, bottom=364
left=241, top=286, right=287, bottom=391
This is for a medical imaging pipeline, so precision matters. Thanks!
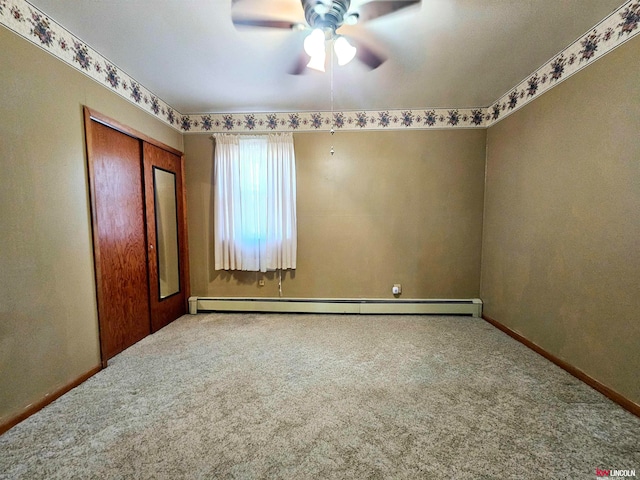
left=189, top=297, right=482, bottom=317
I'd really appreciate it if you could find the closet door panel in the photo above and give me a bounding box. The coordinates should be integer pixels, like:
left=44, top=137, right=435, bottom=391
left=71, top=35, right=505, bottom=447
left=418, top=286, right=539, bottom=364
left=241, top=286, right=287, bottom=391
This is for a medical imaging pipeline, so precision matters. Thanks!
left=143, top=142, right=187, bottom=332
left=87, top=120, right=151, bottom=360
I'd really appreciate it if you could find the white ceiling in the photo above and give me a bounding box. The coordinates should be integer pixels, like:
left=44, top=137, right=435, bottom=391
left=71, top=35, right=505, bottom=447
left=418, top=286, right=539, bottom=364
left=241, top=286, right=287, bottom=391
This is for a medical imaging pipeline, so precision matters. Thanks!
left=28, top=0, right=624, bottom=114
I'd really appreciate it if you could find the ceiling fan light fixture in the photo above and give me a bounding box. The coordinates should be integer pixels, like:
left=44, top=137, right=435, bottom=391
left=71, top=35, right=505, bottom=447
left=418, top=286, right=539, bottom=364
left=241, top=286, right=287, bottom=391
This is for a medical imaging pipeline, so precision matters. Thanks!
left=334, top=36, right=357, bottom=66
left=313, top=1, right=330, bottom=16
left=303, top=28, right=325, bottom=57
left=306, top=52, right=326, bottom=72
left=344, top=13, right=359, bottom=25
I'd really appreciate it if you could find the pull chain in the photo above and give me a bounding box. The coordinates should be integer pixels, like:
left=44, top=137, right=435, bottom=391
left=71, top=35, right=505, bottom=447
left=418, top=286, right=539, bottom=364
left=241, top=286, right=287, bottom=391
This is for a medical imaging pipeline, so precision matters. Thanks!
left=330, top=43, right=335, bottom=155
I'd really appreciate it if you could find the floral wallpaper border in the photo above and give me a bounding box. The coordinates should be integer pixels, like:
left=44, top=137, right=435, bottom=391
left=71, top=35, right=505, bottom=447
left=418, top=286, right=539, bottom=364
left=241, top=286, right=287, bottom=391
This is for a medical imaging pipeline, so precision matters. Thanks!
left=0, top=0, right=180, bottom=129
left=1, top=0, right=638, bottom=133
left=485, top=0, right=640, bottom=127
left=181, top=108, right=487, bottom=133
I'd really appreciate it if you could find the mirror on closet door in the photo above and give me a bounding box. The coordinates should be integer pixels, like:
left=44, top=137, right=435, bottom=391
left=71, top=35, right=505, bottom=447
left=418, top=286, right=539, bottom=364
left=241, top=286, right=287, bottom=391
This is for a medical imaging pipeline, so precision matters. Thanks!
left=153, top=167, right=180, bottom=299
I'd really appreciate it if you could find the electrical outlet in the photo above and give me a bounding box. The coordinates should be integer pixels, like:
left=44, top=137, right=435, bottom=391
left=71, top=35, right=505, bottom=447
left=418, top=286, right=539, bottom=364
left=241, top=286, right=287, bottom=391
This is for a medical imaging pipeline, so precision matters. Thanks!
left=258, top=279, right=265, bottom=287
left=392, top=284, right=402, bottom=295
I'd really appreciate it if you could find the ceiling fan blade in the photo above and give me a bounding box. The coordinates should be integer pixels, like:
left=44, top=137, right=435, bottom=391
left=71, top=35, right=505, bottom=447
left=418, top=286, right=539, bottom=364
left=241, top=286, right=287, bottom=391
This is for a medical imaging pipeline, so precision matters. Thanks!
left=349, top=38, right=387, bottom=70
left=356, top=0, right=420, bottom=23
left=232, top=17, right=302, bottom=29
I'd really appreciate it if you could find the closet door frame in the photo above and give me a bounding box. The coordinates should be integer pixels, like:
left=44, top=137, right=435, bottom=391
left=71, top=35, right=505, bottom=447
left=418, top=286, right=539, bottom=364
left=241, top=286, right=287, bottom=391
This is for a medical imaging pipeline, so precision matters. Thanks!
left=84, top=107, right=190, bottom=366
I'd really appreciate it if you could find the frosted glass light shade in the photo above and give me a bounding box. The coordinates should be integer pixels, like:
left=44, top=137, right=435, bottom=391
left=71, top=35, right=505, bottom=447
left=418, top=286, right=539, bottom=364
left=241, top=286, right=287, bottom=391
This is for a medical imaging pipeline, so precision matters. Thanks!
left=313, top=2, right=330, bottom=15
left=306, top=52, right=326, bottom=72
left=304, top=28, right=325, bottom=57
left=334, top=36, right=357, bottom=66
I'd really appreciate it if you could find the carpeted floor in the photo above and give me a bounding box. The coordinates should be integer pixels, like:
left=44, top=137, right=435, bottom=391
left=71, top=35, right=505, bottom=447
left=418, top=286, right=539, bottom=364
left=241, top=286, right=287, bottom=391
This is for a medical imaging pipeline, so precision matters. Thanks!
left=1, top=313, right=639, bottom=479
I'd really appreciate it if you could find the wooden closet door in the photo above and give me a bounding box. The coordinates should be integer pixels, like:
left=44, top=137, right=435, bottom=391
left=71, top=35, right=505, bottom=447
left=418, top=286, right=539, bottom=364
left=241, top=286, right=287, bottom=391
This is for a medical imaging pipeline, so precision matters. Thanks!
left=86, top=120, right=151, bottom=361
left=143, top=143, right=187, bottom=332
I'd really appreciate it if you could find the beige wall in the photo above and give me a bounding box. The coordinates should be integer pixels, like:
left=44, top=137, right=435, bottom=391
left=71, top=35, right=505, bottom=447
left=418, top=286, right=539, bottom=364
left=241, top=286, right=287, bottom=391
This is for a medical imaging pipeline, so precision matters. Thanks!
left=185, top=129, right=486, bottom=299
left=0, top=28, right=183, bottom=423
left=481, top=36, right=640, bottom=403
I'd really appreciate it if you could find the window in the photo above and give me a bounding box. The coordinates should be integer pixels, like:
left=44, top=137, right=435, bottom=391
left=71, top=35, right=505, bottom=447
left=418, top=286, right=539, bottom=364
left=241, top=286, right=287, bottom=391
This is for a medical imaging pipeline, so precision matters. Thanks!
left=213, top=133, right=297, bottom=272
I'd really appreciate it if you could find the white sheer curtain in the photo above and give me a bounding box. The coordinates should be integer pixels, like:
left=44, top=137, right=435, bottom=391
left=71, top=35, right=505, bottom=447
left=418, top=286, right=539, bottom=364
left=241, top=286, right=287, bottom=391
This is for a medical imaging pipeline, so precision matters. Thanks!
left=213, top=133, right=297, bottom=272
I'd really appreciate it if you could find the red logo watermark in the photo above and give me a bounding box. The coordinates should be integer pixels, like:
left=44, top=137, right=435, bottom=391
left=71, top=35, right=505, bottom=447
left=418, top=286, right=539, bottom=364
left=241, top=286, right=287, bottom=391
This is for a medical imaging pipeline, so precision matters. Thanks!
left=596, top=469, right=636, bottom=477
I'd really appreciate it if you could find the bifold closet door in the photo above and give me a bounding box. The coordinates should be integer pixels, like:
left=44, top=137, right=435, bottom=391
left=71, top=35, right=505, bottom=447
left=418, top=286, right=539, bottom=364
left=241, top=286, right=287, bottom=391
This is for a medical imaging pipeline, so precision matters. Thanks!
left=86, top=120, right=151, bottom=361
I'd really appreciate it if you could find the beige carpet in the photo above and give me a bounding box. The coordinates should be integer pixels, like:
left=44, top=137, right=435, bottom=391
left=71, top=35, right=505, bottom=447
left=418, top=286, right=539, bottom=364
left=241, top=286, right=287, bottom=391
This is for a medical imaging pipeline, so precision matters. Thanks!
left=1, top=313, right=639, bottom=479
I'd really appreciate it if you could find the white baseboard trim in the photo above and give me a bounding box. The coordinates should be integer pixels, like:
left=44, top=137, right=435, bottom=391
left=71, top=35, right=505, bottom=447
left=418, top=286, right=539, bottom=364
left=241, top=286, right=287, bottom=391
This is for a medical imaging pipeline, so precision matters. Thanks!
left=188, top=297, right=482, bottom=317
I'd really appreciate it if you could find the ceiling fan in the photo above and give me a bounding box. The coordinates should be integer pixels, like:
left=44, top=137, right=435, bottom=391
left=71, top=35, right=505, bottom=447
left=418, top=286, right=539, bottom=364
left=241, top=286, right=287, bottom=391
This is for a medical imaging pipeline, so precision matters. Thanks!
left=232, top=0, right=421, bottom=74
